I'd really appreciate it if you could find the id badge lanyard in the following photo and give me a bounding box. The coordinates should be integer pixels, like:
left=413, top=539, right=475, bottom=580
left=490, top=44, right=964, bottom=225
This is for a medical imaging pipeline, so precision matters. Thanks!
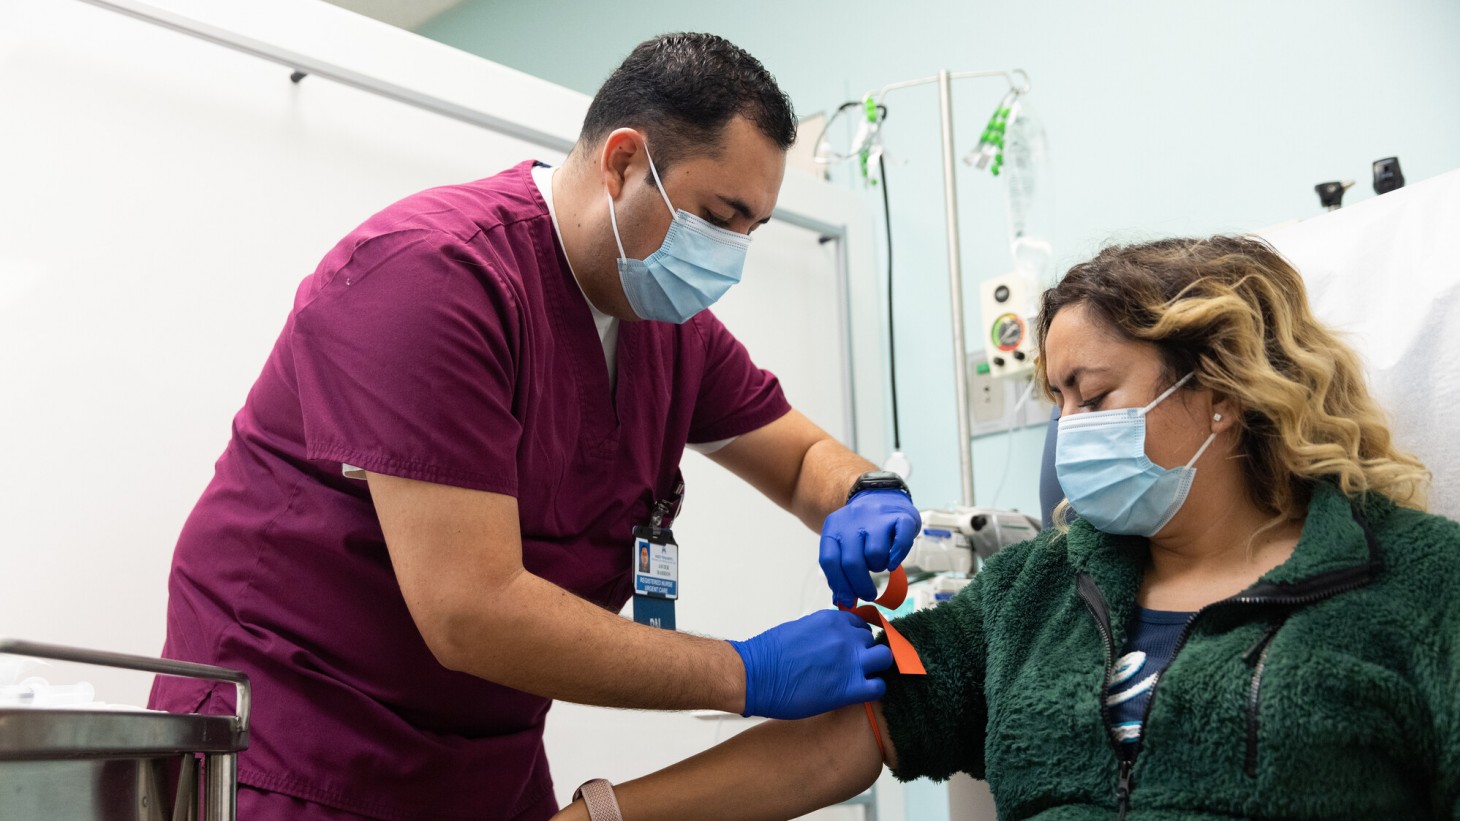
left=632, top=480, right=684, bottom=630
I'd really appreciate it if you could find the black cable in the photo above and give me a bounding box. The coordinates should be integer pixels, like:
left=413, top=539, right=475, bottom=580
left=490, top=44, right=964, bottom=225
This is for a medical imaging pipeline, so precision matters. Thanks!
left=820, top=99, right=901, bottom=452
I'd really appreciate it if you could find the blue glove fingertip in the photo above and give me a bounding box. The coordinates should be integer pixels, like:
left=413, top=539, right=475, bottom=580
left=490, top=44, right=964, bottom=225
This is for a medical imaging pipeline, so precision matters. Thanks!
left=867, top=517, right=897, bottom=567
left=820, top=532, right=858, bottom=609
left=889, top=516, right=920, bottom=568
left=844, top=546, right=878, bottom=602
left=863, top=643, right=895, bottom=673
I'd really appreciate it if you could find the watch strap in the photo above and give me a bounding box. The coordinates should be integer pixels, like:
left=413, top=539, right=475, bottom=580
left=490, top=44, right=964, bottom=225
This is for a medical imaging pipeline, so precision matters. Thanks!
left=573, top=778, right=623, bottom=821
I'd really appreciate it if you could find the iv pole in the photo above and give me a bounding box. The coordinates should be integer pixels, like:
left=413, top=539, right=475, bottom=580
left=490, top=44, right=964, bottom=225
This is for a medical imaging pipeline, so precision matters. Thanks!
left=937, top=70, right=975, bottom=508
left=864, top=69, right=1031, bottom=507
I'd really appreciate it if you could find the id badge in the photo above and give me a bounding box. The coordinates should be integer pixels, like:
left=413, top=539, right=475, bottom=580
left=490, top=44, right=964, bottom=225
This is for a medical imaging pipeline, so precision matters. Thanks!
left=632, top=526, right=678, bottom=599
left=632, top=525, right=678, bottom=630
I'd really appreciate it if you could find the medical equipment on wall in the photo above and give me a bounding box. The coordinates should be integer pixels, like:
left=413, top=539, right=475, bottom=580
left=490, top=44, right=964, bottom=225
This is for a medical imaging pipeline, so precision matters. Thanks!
left=1314, top=180, right=1355, bottom=211
left=816, top=68, right=1039, bottom=507
left=1313, top=156, right=1406, bottom=212
left=1373, top=156, right=1405, bottom=194
left=979, top=274, right=1038, bottom=377
left=966, top=352, right=1047, bottom=438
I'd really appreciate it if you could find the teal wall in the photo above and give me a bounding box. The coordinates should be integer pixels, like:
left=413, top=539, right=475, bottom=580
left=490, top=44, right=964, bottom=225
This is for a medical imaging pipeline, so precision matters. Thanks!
left=419, top=1, right=1460, bottom=518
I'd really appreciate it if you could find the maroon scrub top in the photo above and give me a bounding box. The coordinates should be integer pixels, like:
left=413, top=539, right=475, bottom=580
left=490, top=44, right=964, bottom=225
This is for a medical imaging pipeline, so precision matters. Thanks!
left=150, top=161, right=790, bottom=821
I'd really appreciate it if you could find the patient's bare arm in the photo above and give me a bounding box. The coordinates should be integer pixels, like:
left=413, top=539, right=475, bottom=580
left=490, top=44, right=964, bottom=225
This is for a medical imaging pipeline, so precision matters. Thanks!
left=552, top=702, right=895, bottom=821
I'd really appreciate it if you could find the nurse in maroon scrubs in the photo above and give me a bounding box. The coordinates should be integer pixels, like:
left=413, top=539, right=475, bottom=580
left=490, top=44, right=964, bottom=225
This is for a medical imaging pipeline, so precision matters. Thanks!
left=150, top=32, right=920, bottom=821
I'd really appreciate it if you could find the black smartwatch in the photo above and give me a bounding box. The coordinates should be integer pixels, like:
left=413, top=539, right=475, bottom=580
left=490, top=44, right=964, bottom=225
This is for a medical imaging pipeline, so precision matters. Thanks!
left=846, top=470, right=911, bottom=503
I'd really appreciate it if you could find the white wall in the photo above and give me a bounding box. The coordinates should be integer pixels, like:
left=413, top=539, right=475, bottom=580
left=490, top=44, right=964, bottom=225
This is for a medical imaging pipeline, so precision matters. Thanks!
left=0, top=0, right=568, bottom=693
left=0, top=1, right=895, bottom=815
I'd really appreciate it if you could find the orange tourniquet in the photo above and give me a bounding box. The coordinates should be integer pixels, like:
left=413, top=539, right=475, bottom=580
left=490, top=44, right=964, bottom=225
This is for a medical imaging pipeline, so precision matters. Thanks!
left=837, top=566, right=926, bottom=760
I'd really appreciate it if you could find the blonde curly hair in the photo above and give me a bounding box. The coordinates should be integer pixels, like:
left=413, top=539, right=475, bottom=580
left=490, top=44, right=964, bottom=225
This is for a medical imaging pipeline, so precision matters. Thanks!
left=1035, top=235, right=1429, bottom=524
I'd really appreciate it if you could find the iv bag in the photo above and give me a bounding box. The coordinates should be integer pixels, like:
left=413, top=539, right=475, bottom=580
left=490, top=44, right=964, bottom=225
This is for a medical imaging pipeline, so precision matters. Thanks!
left=1002, top=98, right=1055, bottom=286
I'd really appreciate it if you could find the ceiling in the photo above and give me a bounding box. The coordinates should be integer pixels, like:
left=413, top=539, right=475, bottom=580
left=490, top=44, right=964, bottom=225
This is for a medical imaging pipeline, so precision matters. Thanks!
left=319, top=0, right=466, bottom=31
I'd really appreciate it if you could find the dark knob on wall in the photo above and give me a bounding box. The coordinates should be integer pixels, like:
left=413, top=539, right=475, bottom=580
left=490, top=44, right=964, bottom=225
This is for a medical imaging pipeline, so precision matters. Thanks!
left=1373, top=157, right=1405, bottom=195
left=1314, top=180, right=1354, bottom=211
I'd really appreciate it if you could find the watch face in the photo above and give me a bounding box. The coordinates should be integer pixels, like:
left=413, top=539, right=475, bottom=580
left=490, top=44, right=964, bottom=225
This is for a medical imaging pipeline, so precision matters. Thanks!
left=852, top=471, right=908, bottom=500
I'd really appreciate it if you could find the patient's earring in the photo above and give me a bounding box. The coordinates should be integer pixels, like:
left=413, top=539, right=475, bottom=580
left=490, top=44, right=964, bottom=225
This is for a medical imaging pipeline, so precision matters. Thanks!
left=1213, top=413, right=1223, bottom=422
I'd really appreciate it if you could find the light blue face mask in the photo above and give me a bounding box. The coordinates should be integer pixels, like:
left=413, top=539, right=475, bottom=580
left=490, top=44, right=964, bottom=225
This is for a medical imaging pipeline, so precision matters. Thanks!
left=607, top=145, right=752, bottom=324
left=1054, top=372, right=1218, bottom=537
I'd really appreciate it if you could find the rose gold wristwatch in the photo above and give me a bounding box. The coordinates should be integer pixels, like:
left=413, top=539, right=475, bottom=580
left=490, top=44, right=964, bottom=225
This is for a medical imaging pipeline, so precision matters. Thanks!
left=573, top=778, right=623, bottom=821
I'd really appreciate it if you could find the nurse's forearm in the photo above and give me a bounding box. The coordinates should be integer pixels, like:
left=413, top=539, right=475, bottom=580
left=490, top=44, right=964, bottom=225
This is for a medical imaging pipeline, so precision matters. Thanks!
left=373, top=470, right=743, bottom=713
left=706, top=411, right=874, bottom=532
left=430, top=568, right=748, bottom=713
left=788, top=438, right=877, bottom=531
left=553, top=704, right=888, bottom=821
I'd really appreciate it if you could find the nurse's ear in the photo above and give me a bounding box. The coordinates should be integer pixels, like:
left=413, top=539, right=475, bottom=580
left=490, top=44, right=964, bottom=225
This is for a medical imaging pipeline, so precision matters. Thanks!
left=600, top=128, right=647, bottom=200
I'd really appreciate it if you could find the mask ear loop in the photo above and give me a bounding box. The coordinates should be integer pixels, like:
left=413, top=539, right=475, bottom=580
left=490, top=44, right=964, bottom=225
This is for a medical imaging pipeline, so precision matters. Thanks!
left=1184, top=430, right=1219, bottom=469
left=1182, top=411, right=1226, bottom=469
left=1138, top=372, right=1196, bottom=416
left=641, top=144, right=676, bottom=217
left=606, top=192, right=628, bottom=260
left=1138, top=372, right=1216, bottom=468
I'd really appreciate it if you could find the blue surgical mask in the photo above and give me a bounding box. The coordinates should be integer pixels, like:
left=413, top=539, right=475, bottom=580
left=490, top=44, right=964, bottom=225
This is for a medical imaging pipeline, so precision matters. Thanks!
left=607, top=146, right=751, bottom=323
left=1054, top=372, right=1218, bottom=537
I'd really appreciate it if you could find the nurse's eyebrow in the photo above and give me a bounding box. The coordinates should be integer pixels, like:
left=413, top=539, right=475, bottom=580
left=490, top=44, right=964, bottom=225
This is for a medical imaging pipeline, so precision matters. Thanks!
left=719, top=195, right=773, bottom=226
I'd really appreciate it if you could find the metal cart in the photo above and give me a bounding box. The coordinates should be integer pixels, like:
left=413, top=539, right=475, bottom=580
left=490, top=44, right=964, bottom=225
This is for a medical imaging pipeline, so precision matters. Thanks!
left=0, top=639, right=249, bottom=820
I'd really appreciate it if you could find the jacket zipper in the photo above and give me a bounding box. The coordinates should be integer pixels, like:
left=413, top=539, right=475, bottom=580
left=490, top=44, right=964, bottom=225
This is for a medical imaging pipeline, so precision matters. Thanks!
left=1115, top=759, right=1133, bottom=821
left=1074, top=503, right=1383, bottom=811
left=1077, top=574, right=1134, bottom=818
left=1076, top=565, right=1377, bottom=815
left=1242, top=617, right=1285, bottom=778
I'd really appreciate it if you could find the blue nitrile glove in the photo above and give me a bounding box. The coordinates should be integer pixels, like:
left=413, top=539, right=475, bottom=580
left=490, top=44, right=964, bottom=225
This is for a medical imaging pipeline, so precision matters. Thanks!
left=729, top=610, right=894, bottom=720
left=819, top=489, right=921, bottom=608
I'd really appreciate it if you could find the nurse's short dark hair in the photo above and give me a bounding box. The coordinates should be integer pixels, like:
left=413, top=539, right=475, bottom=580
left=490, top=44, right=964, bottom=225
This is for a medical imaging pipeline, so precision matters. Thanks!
left=579, top=32, right=796, bottom=171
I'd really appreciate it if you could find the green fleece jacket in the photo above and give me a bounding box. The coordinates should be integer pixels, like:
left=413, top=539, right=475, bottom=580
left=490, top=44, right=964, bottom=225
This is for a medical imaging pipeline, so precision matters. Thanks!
left=881, top=483, right=1460, bottom=819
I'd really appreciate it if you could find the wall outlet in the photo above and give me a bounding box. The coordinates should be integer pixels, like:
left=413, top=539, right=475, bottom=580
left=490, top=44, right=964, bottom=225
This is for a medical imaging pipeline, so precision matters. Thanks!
left=967, top=353, right=1007, bottom=432
left=968, top=354, right=1055, bottom=437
